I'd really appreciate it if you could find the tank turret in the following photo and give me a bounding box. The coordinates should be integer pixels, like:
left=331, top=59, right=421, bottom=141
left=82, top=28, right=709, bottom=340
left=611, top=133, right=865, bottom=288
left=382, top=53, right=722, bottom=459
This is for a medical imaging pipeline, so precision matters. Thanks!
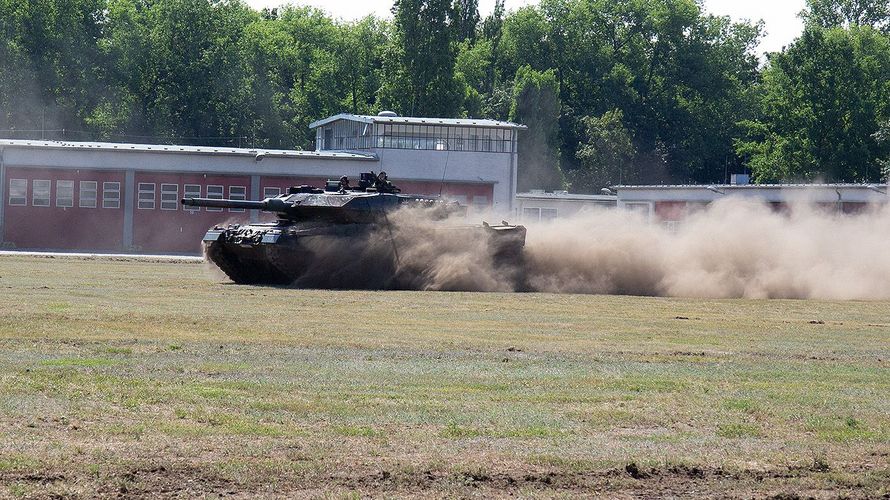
left=182, top=176, right=425, bottom=223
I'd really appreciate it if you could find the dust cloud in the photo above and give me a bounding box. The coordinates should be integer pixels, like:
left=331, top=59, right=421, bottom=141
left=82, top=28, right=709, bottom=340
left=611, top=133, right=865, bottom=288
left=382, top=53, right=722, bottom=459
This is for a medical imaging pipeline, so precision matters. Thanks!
left=381, top=197, right=890, bottom=299
left=522, top=198, right=890, bottom=299
left=256, top=208, right=518, bottom=292
left=205, top=197, right=890, bottom=300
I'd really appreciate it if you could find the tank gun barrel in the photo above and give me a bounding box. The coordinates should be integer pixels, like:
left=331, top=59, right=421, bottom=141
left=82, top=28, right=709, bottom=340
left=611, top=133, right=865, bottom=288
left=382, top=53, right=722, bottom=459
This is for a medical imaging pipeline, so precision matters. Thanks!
left=181, top=197, right=267, bottom=210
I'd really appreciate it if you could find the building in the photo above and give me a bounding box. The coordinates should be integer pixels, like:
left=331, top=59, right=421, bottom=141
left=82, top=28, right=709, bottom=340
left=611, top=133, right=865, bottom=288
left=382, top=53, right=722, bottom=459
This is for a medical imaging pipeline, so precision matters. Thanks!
left=0, top=112, right=526, bottom=254
left=616, top=182, right=889, bottom=224
left=515, top=190, right=616, bottom=222
left=309, top=112, right=524, bottom=211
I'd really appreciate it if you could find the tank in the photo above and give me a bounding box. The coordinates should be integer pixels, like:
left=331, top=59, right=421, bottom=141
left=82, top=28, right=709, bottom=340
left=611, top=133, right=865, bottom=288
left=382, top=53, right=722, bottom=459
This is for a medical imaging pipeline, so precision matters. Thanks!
left=181, top=173, right=526, bottom=288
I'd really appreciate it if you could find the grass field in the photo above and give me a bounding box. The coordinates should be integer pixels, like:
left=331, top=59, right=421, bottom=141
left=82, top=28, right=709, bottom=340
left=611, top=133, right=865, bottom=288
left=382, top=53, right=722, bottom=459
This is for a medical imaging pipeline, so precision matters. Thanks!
left=0, top=254, right=888, bottom=498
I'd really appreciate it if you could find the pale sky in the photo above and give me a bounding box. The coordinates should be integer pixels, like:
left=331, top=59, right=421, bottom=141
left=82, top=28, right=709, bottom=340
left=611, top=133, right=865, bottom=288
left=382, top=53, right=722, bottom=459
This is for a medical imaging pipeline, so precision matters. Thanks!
left=244, top=0, right=807, bottom=55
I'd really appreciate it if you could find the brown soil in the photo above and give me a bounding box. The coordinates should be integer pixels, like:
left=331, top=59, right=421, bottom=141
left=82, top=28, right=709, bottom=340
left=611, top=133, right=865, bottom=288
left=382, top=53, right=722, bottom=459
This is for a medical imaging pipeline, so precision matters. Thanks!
left=4, top=460, right=886, bottom=499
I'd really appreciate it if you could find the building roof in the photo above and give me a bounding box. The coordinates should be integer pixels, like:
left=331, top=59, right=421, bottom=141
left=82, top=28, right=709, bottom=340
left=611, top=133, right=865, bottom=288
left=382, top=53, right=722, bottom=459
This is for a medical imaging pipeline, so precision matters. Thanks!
left=613, top=182, right=888, bottom=204
left=517, top=191, right=616, bottom=202
left=309, top=113, right=528, bottom=130
left=614, top=183, right=888, bottom=191
left=0, top=139, right=377, bottom=160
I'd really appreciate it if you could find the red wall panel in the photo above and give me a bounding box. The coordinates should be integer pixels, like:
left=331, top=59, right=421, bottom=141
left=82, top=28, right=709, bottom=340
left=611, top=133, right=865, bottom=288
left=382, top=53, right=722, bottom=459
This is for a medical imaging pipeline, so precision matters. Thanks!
left=132, top=173, right=251, bottom=254
left=396, top=180, right=494, bottom=203
left=4, top=167, right=125, bottom=251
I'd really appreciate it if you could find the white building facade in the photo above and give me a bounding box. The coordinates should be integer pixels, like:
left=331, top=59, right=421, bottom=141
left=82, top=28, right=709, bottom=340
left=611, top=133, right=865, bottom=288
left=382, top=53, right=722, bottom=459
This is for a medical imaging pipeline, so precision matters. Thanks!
left=515, top=190, right=617, bottom=222
left=309, top=113, right=525, bottom=213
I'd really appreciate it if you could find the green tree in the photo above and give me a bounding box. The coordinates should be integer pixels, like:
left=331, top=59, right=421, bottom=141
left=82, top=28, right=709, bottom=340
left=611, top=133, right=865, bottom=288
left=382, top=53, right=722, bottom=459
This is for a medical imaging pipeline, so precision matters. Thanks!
left=510, top=66, right=563, bottom=191
left=453, top=0, right=479, bottom=42
left=874, top=119, right=890, bottom=180
left=337, top=17, right=387, bottom=115
left=802, top=0, right=890, bottom=30
left=98, top=0, right=257, bottom=144
left=736, top=26, right=890, bottom=182
left=496, top=0, right=761, bottom=188
left=572, top=109, right=638, bottom=191
left=1, top=0, right=107, bottom=138
left=379, top=0, right=461, bottom=116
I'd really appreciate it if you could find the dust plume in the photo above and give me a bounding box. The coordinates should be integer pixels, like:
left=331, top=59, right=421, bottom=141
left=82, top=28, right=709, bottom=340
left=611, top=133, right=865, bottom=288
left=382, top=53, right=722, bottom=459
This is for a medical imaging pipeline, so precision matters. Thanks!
left=203, top=197, right=890, bottom=300
left=265, top=207, right=517, bottom=291
left=383, top=208, right=517, bottom=292
left=522, top=198, right=890, bottom=300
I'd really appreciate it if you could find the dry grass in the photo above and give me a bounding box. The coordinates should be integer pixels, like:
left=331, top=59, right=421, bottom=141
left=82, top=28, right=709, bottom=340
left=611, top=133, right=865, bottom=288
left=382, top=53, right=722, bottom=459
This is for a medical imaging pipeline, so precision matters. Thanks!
left=0, top=254, right=888, bottom=498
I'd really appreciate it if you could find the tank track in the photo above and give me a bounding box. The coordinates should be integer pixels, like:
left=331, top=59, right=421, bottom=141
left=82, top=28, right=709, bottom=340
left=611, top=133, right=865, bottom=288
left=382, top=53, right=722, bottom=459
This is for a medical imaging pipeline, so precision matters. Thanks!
left=204, top=241, right=291, bottom=285
left=265, top=244, right=311, bottom=284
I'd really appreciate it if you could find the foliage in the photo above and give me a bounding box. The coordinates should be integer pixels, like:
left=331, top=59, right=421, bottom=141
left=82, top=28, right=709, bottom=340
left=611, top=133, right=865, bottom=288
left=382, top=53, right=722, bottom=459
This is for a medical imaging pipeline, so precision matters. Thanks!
left=510, top=66, right=563, bottom=191
left=573, top=109, right=637, bottom=191
left=1, top=0, right=887, bottom=188
left=802, top=0, right=889, bottom=31
left=736, top=26, right=890, bottom=182
left=874, top=119, right=890, bottom=180
left=380, top=0, right=462, bottom=117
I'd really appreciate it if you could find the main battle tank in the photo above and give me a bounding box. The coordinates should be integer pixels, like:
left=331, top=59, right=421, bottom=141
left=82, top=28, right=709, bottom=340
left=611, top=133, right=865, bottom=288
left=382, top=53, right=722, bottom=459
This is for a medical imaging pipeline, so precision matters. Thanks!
left=181, top=173, right=526, bottom=288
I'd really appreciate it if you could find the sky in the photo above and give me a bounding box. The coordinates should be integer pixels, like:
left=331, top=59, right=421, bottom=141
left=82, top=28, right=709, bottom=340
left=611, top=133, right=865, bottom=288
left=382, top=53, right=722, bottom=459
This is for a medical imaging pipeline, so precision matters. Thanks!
left=244, top=0, right=807, bottom=55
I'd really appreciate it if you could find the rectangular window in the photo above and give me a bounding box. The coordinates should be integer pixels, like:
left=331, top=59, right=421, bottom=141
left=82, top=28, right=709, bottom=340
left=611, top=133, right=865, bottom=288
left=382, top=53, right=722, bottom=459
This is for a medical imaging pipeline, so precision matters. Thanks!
left=540, top=208, right=558, bottom=221
left=32, top=180, right=51, bottom=207
left=160, top=183, right=178, bottom=210
left=624, top=202, right=651, bottom=218
left=79, top=181, right=97, bottom=208
left=183, top=184, right=201, bottom=212
left=138, top=183, right=156, bottom=210
left=103, top=182, right=121, bottom=209
left=55, top=180, right=74, bottom=208
left=263, top=186, right=281, bottom=198
left=472, top=195, right=489, bottom=208
left=8, top=179, right=27, bottom=206
left=206, top=185, right=223, bottom=212
left=228, top=186, right=246, bottom=212
left=522, top=207, right=540, bottom=222
left=323, top=128, right=333, bottom=150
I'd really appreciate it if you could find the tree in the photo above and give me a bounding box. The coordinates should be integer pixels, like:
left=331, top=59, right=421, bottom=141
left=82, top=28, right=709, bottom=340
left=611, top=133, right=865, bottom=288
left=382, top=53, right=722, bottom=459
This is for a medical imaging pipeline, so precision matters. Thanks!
left=500, top=0, right=760, bottom=187
left=874, top=119, right=890, bottom=180
left=337, top=17, right=387, bottom=116
left=379, top=0, right=461, bottom=117
left=452, top=0, right=479, bottom=42
left=572, top=109, right=637, bottom=191
left=510, top=66, right=563, bottom=191
left=802, top=0, right=890, bottom=30
left=736, top=26, right=890, bottom=182
left=1, top=0, right=107, bottom=138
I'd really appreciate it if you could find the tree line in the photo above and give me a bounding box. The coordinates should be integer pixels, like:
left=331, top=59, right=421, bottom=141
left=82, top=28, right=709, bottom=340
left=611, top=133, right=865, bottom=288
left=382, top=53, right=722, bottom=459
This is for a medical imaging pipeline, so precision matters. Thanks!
left=1, top=0, right=888, bottom=191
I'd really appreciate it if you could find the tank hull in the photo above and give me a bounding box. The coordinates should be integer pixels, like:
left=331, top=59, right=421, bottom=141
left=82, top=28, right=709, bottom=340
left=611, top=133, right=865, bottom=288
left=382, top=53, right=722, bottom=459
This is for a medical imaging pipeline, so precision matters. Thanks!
left=202, top=221, right=526, bottom=289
